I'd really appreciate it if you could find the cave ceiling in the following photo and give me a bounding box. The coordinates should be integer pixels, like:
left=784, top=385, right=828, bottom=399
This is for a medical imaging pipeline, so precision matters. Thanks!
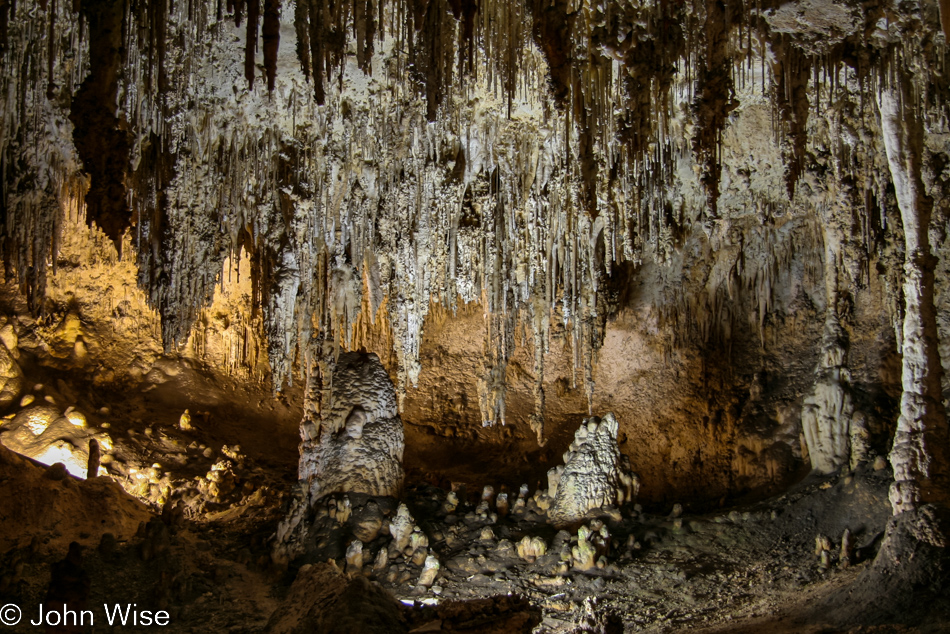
left=0, top=0, right=948, bottom=432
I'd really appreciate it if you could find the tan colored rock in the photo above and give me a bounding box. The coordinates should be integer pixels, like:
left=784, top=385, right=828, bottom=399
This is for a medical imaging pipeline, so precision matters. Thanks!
left=346, top=540, right=364, bottom=573
left=352, top=500, right=384, bottom=543
left=373, top=547, right=389, bottom=571
left=572, top=526, right=598, bottom=572
left=0, top=344, right=23, bottom=410
left=389, top=503, right=415, bottom=552
left=0, top=406, right=108, bottom=478
left=496, top=493, right=509, bottom=517
left=516, top=536, right=547, bottom=563
left=417, top=555, right=440, bottom=587
left=0, top=323, right=18, bottom=358
left=442, top=491, right=458, bottom=513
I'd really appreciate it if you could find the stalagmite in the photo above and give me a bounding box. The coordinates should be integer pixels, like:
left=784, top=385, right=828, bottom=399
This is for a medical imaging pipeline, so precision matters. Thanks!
left=801, top=185, right=870, bottom=474
left=878, top=81, right=950, bottom=515
left=297, top=352, right=405, bottom=500
left=547, top=413, right=637, bottom=525
left=516, top=536, right=547, bottom=562
left=417, top=555, right=440, bottom=587
left=86, top=440, right=100, bottom=479
left=389, top=503, right=415, bottom=553
left=801, top=315, right=863, bottom=473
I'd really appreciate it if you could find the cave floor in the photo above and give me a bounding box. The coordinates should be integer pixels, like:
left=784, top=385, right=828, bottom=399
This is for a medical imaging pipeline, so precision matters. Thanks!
left=4, top=464, right=936, bottom=633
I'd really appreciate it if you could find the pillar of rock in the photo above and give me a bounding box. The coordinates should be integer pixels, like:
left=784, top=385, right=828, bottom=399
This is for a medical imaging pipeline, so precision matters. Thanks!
left=298, top=351, right=405, bottom=501
left=878, top=80, right=950, bottom=515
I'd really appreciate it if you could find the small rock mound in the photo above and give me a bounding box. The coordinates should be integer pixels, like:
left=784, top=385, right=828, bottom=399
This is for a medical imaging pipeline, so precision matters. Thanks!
left=266, top=562, right=408, bottom=633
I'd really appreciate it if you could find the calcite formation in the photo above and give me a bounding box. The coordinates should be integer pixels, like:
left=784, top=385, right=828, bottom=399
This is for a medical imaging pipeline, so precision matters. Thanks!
left=801, top=316, right=869, bottom=473
left=4, top=0, right=949, bottom=453
left=547, top=413, right=638, bottom=525
left=0, top=404, right=111, bottom=478
left=878, top=81, right=950, bottom=515
left=516, top=536, right=547, bottom=563
left=0, top=343, right=23, bottom=409
left=298, top=352, right=405, bottom=501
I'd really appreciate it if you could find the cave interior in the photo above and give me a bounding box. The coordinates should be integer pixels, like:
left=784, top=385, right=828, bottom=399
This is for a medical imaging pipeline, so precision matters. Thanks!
left=1, top=0, right=950, bottom=629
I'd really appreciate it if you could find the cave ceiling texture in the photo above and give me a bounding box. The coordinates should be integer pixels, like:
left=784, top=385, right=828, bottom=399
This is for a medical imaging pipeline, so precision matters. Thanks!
left=2, top=0, right=950, bottom=629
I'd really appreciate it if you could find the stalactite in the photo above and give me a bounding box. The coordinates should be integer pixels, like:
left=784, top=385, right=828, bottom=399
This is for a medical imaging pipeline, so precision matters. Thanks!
left=772, top=39, right=811, bottom=200
left=70, top=0, right=132, bottom=250
left=0, top=0, right=10, bottom=54
left=692, top=0, right=737, bottom=225
left=246, top=0, right=260, bottom=87
left=3, top=0, right=950, bottom=453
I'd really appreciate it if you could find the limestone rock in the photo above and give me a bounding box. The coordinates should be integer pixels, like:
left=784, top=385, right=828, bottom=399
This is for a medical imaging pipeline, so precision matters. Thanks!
left=266, top=562, right=408, bottom=634
left=572, top=526, right=598, bottom=571
left=299, top=353, right=404, bottom=500
left=517, top=536, right=547, bottom=563
left=0, top=343, right=23, bottom=410
left=442, top=491, right=458, bottom=513
left=390, top=504, right=415, bottom=553
left=352, top=500, right=384, bottom=543
left=178, top=409, right=193, bottom=431
left=547, top=413, right=637, bottom=525
left=840, top=529, right=854, bottom=568
left=0, top=323, right=18, bottom=358
left=417, top=555, right=440, bottom=587
left=801, top=317, right=869, bottom=474
left=0, top=406, right=110, bottom=478
left=496, top=493, right=509, bottom=517
left=373, top=547, right=389, bottom=571
left=346, top=540, right=364, bottom=573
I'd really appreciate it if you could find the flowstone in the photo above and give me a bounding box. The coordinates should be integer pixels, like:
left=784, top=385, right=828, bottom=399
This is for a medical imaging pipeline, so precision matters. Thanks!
left=547, top=413, right=638, bottom=526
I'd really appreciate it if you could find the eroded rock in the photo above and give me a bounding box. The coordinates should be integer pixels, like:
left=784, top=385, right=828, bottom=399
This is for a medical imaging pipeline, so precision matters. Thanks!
left=0, top=343, right=23, bottom=409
